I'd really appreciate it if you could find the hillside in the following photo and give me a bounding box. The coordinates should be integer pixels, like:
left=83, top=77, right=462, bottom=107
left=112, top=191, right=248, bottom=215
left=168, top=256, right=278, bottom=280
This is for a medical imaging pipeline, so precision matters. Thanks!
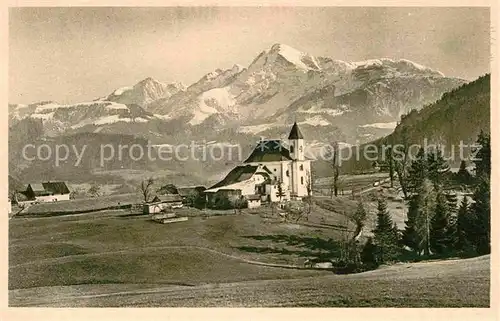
left=386, top=74, right=489, bottom=147
left=315, top=74, right=490, bottom=175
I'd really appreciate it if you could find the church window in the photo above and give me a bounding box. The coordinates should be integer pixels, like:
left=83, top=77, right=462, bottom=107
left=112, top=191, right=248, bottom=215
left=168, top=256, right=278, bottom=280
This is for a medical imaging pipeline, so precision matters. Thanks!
left=301, top=176, right=304, bottom=185
left=299, top=164, right=303, bottom=171
left=299, top=145, right=303, bottom=152
left=286, top=170, right=289, bottom=177
left=290, top=145, right=295, bottom=153
left=273, top=168, right=276, bottom=172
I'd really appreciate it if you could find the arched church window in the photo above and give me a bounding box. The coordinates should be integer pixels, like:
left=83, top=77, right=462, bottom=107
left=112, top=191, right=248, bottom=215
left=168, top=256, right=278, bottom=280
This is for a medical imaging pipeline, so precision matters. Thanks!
left=290, top=145, right=295, bottom=153
left=301, top=176, right=304, bottom=185
left=286, top=170, right=289, bottom=177
left=299, top=165, right=303, bottom=171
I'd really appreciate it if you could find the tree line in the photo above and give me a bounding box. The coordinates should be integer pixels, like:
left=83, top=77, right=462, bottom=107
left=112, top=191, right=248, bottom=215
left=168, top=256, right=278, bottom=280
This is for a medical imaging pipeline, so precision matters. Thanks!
left=345, top=131, right=490, bottom=270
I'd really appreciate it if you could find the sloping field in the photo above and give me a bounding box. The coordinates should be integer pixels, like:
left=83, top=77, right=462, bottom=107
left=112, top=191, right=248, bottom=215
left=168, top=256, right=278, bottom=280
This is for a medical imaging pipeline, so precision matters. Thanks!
left=10, top=247, right=330, bottom=290
left=10, top=255, right=490, bottom=307
left=9, top=209, right=345, bottom=290
left=9, top=207, right=489, bottom=307
left=18, top=193, right=143, bottom=216
left=314, top=173, right=389, bottom=195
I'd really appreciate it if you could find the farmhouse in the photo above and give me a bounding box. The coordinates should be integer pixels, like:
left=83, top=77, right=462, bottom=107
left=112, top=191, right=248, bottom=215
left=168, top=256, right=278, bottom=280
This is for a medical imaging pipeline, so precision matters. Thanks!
left=19, top=181, right=71, bottom=203
left=205, top=122, right=312, bottom=207
left=143, top=194, right=183, bottom=214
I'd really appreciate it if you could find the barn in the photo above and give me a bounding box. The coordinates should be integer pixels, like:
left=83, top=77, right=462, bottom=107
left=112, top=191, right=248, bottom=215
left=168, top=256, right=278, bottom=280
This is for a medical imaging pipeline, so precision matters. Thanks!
left=20, top=181, right=71, bottom=203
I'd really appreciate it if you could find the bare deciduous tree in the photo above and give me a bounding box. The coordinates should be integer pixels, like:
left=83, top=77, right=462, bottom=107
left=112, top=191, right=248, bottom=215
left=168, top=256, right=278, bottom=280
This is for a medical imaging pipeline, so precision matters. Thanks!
left=88, top=183, right=101, bottom=198
left=140, top=177, right=155, bottom=203
left=283, top=201, right=307, bottom=223
left=305, top=171, right=313, bottom=220
left=393, top=133, right=410, bottom=199
left=349, top=199, right=367, bottom=242
left=232, top=196, right=245, bottom=214
left=276, top=180, right=286, bottom=202
left=331, top=142, right=340, bottom=197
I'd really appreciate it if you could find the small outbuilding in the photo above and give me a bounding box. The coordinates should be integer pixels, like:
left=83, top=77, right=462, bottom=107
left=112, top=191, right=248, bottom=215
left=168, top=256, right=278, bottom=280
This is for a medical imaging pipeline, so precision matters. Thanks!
left=246, top=194, right=261, bottom=209
left=143, top=194, right=183, bottom=214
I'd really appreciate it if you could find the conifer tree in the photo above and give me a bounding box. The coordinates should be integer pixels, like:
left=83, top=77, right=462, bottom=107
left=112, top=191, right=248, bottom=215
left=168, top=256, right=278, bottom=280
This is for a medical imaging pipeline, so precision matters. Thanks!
left=392, top=222, right=400, bottom=241
left=455, top=196, right=472, bottom=253
left=426, top=148, right=450, bottom=188
left=351, top=200, right=367, bottom=241
left=469, top=131, right=491, bottom=255
left=361, top=237, right=378, bottom=268
left=402, top=179, right=435, bottom=255
left=445, top=193, right=458, bottom=216
left=456, top=160, right=472, bottom=186
left=373, top=198, right=400, bottom=263
left=444, top=192, right=458, bottom=250
left=470, top=177, right=490, bottom=255
left=473, top=130, right=491, bottom=179
left=402, top=196, right=421, bottom=254
left=430, top=192, right=451, bottom=255
left=407, top=148, right=428, bottom=195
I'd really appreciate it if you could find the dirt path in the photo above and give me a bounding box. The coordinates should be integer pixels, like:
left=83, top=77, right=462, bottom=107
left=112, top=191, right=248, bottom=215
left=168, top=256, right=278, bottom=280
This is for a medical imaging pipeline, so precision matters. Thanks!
left=10, top=245, right=308, bottom=270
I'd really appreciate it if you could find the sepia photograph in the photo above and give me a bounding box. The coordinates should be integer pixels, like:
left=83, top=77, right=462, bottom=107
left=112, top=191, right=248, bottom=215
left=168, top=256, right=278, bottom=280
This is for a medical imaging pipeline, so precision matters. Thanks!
left=5, top=5, right=494, bottom=309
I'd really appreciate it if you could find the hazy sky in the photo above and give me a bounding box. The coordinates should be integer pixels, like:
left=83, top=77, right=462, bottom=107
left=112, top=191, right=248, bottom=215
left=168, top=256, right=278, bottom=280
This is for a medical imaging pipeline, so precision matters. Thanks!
left=9, top=7, right=490, bottom=104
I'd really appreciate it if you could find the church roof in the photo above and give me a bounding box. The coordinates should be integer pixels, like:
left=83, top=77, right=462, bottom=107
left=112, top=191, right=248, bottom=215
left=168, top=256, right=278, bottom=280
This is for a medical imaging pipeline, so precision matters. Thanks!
left=244, top=140, right=292, bottom=163
left=288, top=122, right=304, bottom=139
left=208, top=165, right=259, bottom=190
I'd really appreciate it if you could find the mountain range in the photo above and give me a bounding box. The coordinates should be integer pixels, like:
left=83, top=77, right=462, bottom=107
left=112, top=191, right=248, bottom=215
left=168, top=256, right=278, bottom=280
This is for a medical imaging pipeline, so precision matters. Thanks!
left=9, top=43, right=472, bottom=185
left=314, top=73, right=491, bottom=176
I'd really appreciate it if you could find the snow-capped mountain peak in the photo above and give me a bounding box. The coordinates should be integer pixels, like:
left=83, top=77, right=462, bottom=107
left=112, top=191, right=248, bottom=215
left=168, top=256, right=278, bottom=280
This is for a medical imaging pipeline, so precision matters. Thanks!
left=253, top=43, right=321, bottom=71
left=352, top=58, right=445, bottom=77
left=9, top=43, right=465, bottom=146
left=102, top=77, right=186, bottom=107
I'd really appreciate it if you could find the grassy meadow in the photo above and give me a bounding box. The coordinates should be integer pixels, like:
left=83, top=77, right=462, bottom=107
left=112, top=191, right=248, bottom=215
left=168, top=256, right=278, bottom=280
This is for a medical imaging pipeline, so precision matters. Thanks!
left=9, top=199, right=490, bottom=307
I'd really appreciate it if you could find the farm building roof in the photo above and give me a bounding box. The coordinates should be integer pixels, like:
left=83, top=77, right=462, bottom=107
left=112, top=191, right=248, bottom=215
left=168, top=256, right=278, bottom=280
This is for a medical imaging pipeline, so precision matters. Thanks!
left=42, top=182, right=70, bottom=195
left=244, top=140, right=292, bottom=163
left=25, top=181, right=70, bottom=196
left=157, top=184, right=179, bottom=195
left=177, top=186, right=206, bottom=196
left=151, top=194, right=183, bottom=203
left=246, top=194, right=261, bottom=201
left=28, top=183, right=46, bottom=192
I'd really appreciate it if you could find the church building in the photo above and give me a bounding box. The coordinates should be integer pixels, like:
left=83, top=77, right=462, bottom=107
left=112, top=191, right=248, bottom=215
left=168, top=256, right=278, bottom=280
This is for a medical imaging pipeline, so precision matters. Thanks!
left=204, top=122, right=312, bottom=206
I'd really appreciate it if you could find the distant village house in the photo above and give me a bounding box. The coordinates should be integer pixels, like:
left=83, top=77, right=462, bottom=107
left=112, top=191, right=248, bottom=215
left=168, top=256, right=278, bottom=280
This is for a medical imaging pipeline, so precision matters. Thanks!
left=17, top=181, right=71, bottom=204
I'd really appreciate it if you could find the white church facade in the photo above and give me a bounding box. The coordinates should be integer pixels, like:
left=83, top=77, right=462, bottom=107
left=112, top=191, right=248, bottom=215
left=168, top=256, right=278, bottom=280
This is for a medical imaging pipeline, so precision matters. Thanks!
left=204, top=122, right=312, bottom=206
